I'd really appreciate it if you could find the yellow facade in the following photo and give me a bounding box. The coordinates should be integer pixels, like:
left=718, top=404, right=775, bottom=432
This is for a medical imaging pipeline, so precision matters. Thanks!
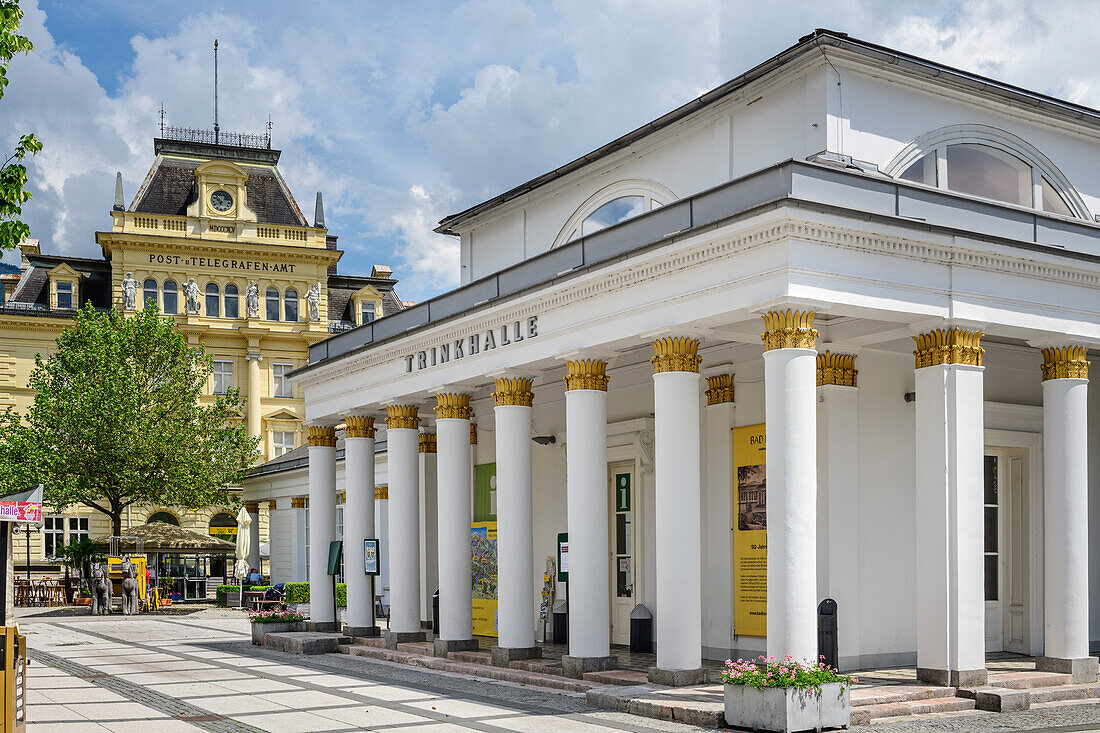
left=0, top=135, right=401, bottom=569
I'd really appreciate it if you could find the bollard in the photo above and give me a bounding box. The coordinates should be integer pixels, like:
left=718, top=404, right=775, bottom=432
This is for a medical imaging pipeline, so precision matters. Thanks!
left=629, top=604, right=654, bottom=654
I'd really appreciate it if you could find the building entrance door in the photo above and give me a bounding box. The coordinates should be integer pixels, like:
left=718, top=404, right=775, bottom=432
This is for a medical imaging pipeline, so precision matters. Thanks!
left=983, top=453, right=1004, bottom=652
left=609, top=462, right=635, bottom=646
left=983, top=446, right=1030, bottom=654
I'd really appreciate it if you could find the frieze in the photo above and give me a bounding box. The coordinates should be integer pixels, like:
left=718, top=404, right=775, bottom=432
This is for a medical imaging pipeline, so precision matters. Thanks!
left=404, top=316, right=538, bottom=373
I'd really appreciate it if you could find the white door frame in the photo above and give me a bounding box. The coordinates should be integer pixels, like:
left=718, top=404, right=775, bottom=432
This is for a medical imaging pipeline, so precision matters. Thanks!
left=984, top=419, right=1043, bottom=656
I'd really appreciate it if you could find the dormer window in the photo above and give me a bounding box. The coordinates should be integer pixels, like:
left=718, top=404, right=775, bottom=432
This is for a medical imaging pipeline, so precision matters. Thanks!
left=890, top=126, right=1086, bottom=219
left=360, top=302, right=376, bottom=325
left=55, top=282, right=73, bottom=310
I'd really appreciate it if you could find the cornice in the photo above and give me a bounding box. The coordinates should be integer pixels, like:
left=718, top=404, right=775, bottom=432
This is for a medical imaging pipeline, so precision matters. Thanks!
left=98, top=233, right=340, bottom=263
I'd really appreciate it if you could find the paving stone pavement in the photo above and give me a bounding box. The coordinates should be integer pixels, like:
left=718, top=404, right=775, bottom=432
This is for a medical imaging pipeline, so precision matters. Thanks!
left=19, top=613, right=705, bottom=732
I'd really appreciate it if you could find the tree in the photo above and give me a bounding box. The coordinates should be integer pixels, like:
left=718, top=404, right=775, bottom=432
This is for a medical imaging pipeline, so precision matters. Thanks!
left=0, top=304, right=258, bottom=535
left=0, top=1, right=42, bottom=251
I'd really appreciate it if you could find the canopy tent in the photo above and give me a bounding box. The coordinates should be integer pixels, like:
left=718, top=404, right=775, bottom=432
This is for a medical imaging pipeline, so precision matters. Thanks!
left=94, top=522, right=235, bottom=554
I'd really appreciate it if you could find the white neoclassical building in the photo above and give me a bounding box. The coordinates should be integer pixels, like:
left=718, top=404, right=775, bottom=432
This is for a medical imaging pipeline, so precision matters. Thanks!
left=252, top=29, right=1100, bottom=687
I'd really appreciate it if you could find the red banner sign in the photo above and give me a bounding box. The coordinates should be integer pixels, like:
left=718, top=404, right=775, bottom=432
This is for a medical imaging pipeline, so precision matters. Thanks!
left=0, top=501, right=42, bottom=524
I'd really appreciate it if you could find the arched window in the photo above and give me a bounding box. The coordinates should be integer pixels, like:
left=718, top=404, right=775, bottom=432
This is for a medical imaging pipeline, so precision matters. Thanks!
left=284, top=288, right=298, bottom=322
left=582, top=196, right=645, bottom=237
left=888, top=125, right=1086, bottom=218
left=224, top=283, right=239, bottom=319
left=148, top=511, right=180, bottom=526
left=162, top=281, right=177, bottom=314
left=205, top=283, right=220, bottom=317
left=209, top=513, right=238, bottom=544
left=142, top=278, right=158, bottom=310
left=265, top=287, right=280, bottom=321
left=553, top=180, right=677, bottom=248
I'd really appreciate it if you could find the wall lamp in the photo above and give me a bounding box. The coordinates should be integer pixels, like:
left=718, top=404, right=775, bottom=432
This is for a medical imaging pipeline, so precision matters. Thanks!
left=904, top=392, right=916, bottom=403
left=532, top=435, right=557, bottom=445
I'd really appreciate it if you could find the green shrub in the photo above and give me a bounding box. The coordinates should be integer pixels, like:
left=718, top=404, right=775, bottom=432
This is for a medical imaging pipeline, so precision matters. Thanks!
left=215, top=584, right=240, bottom=606
left=283, top=582, right=347, bottom=607
left=249, top=585, right=272, bottom=593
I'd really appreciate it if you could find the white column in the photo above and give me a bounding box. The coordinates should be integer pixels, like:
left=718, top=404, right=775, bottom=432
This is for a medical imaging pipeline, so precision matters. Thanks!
left=245, top=502, right=261, bottom=575
left=914, top=328, right=987, bottom=687
left=491, top=377, right=540, bottom=663
left=290, top=498, right=307, bottom=582
left=1039, top=347, right=1096, bottom=681
left=434, top=394, right=477, bottom=654
left=246, top=353, right=262, bottom=447
left=385, top=405, right=424, bottom=639
left=307, top=425, right=337, bottom=628
left=266, top=500, right=277, bottom=581
left=815, top=352, right=860, bottom=670
left=344, top=415, right=377, bottom=632
left=418, top=432, right=438, bottom=626
left=650, top=338, right=703, bottom=684
left=761, top=311, right=818, bottom=664
left=703, top=374, right=735, bottom=659
left=562, top=360, right=614, bottom=676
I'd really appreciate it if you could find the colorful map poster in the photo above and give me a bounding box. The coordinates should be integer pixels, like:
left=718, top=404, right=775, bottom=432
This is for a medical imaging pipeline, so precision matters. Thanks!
left=471, top=521, right=498, bottom=637
left=733, top=424, right=767, bottom=637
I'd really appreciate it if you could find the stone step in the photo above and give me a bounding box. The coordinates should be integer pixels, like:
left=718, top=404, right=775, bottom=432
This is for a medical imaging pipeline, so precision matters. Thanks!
left=850, top=684, right=956, bottom=707
left=351, top=635, right=386, bottom=648
left=583, top=669, right=649, bottom=686
left=987, top=670, right=1073, bottom=689
left=509, top=659, right=563, bottom=675
left=448, top=650, right=491, bottom=665
left=1024, top=681, right=1100, bottom=704
left=396, top=641, right=435, bottom=655
left=262, top=631, right=351, bottom=655
left=1029, top=697, right=1100, bottom=711
left=851, top=696, right=976, bottom=726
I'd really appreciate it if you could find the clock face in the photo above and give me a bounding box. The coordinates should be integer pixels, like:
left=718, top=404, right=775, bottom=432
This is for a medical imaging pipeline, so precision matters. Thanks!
left=210, top=189, right=234, bottom=212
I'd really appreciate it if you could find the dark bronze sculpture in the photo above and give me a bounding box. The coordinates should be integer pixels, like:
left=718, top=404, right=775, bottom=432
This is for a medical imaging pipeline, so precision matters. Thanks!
left=91, top=563, right=111, bottom=615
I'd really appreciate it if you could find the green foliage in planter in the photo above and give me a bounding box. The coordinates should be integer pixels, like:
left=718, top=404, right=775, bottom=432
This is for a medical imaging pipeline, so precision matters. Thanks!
left=248, top=585, right=272, bottom=592
left=721, top=656, right=857, bottom=692
left=283, top=582, right=347, bottom=607
left=216, top=584, right=240, bottom=606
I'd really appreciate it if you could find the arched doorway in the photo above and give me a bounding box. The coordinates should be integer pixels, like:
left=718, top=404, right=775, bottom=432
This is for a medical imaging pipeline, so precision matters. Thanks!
left=209, top=513, right=238, bottom=578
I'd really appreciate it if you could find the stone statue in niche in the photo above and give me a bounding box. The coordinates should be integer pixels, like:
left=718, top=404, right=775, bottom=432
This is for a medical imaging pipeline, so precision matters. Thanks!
left=184, top=278, right=201, bottom=314
left=119, top=556, right=140, bottom=615
left=121, top=273, right=138, bottom=310
left=91, top=563, right=111, bottom=615
left=245, top=281, right=260, bottom=318
left=307, top=282, right=321, bottom=322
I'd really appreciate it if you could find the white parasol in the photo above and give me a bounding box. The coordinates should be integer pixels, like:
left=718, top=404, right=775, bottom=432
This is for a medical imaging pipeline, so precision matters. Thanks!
left=234, top=506, right=251, bottom=607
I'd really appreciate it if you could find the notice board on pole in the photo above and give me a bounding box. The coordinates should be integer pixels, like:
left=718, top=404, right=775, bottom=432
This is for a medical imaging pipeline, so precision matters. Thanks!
left=471, top=521, right=498, bottom=637
left=732, top=424, right=767, bottom=637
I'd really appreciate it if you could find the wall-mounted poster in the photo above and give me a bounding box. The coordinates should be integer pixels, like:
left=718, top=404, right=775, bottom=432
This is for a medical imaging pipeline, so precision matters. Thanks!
left=733, top=424, right=767, bottom=637
left=471, top=521, right=498, bottom=636
left=474, top=464, right=497, bottom=522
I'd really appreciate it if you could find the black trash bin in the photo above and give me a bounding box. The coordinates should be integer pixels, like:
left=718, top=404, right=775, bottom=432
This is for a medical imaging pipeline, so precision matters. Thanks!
left=629, top=604, right=653, bottom=653
left=552, top=599, right=568, bottom=645
left=432, top=589, right=440, bottom=635
left=817, top=598, right=838, bottom=669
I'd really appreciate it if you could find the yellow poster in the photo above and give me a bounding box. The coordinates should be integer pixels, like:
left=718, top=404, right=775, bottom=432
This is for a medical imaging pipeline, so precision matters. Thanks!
left=471, top=521, right=498, bottom=637
left=733, top=424, right=767, bottom=636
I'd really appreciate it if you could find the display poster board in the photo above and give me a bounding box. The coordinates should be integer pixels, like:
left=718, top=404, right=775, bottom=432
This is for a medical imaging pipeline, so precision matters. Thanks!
left=556, top=532, right=569, bottom=582
left=474, top=463, right=497, bottom=522
left=471, top=521, right=498, bottom=636
left=363, top=539, right=380, bottom=576
left=732, top=424, right=767, bottom=636
left=326, top=540, right=344, bottom=576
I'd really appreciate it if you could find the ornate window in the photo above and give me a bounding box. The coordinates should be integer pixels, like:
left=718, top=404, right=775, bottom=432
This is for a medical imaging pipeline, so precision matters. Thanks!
left=143, top=278, right=158, bottom=309
left=273, top=430, right=295, bottom=456
left=273, top=363, right=293, bottom=398
left=205, top=283, right=220, bottom=317
left=212, top=359, right=233, bottom=395
left=887, top=125, right=1087, bottom=219
left=162, top=280, right=178, bottom=314
left=55, top=282, right=73, bottom=310
left=284, top=288, right=298, bottom=322
left=224, top=284, right=239, bottom=319
left=553, top=179, right=677, bottom=248
left=265, top=287, right=280, bottom=321
left=360, top=302, right=376, bottom=324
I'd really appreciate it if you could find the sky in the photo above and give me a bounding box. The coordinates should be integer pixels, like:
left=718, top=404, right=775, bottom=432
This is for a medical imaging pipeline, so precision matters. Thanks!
left=4, top=0, right=1100, bottom=302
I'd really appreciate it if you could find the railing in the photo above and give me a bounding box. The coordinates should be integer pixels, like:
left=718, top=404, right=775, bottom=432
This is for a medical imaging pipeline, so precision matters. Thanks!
left=161, top=125, right=271, bottom=150
left=308, top=158, right=1100, bottom=367
left=328, top=320, right=354, bottom=333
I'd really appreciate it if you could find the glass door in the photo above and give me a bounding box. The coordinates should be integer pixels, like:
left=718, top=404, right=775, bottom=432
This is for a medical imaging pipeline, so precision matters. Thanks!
left=609, top=463, right=635, bottom=646
left=984, top=453, right=1003, bottom=652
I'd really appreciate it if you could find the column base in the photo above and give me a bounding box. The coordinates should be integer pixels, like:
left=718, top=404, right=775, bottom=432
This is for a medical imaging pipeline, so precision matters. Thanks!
left=648, top=667, right=708, bottom=687
left=421, top=620, right=434, bottom=630
left=490, top=646, right=542, bottom=667
left=343, top=625, right=381, bottom=638
left=384, top=630, right=427, bottom=649
left=1036, top=656, right=1100, bottom=683
left=917, top=667, right=988, bottom=688
left=306, top=621, right=338, bottom=633
left=433, top=638, right=481, bottom=658
left=562, top=655, right=618, bottom=679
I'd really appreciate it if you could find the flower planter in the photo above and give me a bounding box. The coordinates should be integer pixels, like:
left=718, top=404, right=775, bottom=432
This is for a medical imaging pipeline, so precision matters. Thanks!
left=251, top=620, right=305, bottom=645
left=73, top=598, right=92, bottom=607
left=724, top=681, right=849, bottom=733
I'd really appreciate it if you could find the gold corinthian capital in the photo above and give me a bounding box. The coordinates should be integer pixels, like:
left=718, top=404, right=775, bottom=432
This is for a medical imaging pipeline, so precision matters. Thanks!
left=816, top=352, right=858, bottom=387
left=493, top=377, right=534, bottom=407
left=307, top=425, right=336, bottom=447
left=386, top=404, right=420, bottom=430
left=912, top=328, right=984, bottom=368
left=374, top=487, right=388, bottom=500
left=1041, top=346, right=1089, bottom=381
left=705, top=374, right=734, bottom=405
left=435, top=393, right=472, bottom=420
left=651, top=337, right=701, bottom=374
left=761, top=310, right=818, bottom=351
left=344, top=415, right=376, bottom=438
left=418, top=432, right=437, bottom=453
left=564, top=359, right=610, bottom=391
